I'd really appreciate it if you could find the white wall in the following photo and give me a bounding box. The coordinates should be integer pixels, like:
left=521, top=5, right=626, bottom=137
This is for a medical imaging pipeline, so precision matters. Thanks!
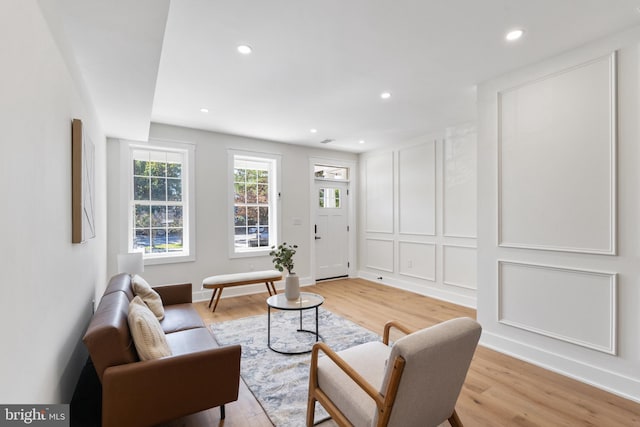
left=477, top=26, right=640, bottom=402
left=107, top=123, right=357, bottom=300
left=0, top=0, right=107, bottom=403
left=358, top=124, right=477, bottom=307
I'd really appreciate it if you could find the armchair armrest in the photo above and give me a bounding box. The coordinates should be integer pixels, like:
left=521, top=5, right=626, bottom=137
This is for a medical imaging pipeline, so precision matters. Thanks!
left=102, top=344, right=241, bottom=427
left=382, top=320, right=413, bottom=345
left=307, top=325, right=409, bottom=427
left=153, top=282, right=192, bottom=305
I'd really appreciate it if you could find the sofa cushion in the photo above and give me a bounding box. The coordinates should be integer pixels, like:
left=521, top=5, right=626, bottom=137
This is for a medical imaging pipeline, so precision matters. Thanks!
left=128, top=296, right=172, bottom=361
left=164, top=327, right=220, bottom=356
left=132, top=275, right=165, bottom=320
left=160, top=303, right=205, bottom=334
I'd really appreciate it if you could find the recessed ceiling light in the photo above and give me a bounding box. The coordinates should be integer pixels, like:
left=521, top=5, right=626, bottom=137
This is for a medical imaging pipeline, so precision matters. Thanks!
left=380, top=92, right=392, bottom=99
left=237, top=44, right=253, bottom=55
left=310, top=128, right=318, bottom=133
left=200, top=108, right=209, bottom=113
left=505, top=29, right=524, bottom=41
left=359, top=140, right=365, bottom=144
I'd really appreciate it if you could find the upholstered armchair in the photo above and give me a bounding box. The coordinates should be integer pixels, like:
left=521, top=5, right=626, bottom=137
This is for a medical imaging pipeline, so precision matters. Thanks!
left=307, top=317, right=481, bottom=427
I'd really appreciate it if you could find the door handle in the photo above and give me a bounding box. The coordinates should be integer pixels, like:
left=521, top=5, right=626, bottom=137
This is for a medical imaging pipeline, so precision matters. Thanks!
left=315, top=236, right=322, bottom=240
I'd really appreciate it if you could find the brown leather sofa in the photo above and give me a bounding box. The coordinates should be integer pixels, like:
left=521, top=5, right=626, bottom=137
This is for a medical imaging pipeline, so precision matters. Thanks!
left=83, top=273, right=241, bottom=427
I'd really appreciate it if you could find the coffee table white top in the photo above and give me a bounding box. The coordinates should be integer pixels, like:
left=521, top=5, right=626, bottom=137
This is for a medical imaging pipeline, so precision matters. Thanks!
left=266, top=292, right=324, bottom=310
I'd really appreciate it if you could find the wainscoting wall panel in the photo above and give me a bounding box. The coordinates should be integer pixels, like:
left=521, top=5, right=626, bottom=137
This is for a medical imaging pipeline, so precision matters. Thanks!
left=398, top=241, right=436, bottom=281
left=443, top=245, right=477, bottom=289
left=498, top=53, right=616, bottom=254
left=399, top=142, right=435, bottom=235
left=364, top=238, right=394, bottom=273
left=498, top=261, right=616, bottom=354
left=365, top=151, right=394, bottom=233
left=443, top=125, right=477, bottom=238
left=359, top=126, right=477, bottom=308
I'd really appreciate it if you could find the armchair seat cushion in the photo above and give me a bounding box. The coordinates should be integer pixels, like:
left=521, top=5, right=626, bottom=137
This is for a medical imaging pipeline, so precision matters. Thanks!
left=160, top=303, right=205, bottom=334
left=317, top=341, right=390, bottom=427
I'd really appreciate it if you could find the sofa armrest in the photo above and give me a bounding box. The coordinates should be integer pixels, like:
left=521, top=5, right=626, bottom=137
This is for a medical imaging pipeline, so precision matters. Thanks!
left=153, top=282, right=193, bottom=305
left=101, top=344, right=241, bottom=427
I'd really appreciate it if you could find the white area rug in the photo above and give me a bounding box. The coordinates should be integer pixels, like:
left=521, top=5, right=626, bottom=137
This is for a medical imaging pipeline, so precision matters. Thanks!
left=211, top=308, right=380, bottom=427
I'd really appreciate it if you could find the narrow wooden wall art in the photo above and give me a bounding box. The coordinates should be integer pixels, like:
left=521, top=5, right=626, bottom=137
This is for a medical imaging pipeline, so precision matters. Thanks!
left=72, top=118, right=96, bottom=243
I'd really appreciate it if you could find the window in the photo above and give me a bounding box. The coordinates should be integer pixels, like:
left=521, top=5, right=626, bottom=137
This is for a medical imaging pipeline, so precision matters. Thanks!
left=314, top=165, right=349, bottom=180
left=123, top=141, right=195, bottom=263
left=229, top=151, right=280, bottom=256
left=319, top=188, right=341, bottom=208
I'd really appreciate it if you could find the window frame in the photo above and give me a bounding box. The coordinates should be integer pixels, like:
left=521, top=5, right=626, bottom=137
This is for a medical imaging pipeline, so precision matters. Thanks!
left=120, top=139, right=196, bottom=265
left=228, top=149, right=281, bottom=258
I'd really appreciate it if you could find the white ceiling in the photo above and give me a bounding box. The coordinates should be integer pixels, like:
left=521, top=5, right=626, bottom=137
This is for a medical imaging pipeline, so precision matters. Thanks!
left=41, top=0, right=640, bottom=152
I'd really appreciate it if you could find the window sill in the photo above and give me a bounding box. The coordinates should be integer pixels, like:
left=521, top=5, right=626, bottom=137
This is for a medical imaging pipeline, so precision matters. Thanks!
left=144, top=254, right=196, bottom=266
left=229, top=249, right=272, bottom=259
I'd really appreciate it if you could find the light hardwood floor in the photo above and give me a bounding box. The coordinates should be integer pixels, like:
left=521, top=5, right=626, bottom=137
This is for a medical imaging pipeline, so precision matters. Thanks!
left=162, top=278, right=640, bottom=427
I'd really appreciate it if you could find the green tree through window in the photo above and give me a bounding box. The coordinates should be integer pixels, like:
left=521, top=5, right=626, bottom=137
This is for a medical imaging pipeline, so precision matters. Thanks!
left=233, top=155, right=276, bottom=252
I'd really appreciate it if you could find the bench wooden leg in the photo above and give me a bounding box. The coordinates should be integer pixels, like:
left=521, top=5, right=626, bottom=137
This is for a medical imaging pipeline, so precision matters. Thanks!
left=272, top=281, right=277, bottom=294
left=211, top=287, right=224, bottom=312
left=208, top=288, right=218, bottom=308
left=265, top=281, right=277, bottom=295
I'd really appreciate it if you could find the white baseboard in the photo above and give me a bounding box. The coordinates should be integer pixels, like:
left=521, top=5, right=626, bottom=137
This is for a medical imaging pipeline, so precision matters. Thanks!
left=192, top=276, right=314, bottom=303
left=480, top=331, right=640, bottom=404
left=356, top=270, right=477, bottom=308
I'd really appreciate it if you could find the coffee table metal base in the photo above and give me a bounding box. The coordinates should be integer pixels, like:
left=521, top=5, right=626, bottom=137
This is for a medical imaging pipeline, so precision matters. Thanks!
left=267, top=305, right=321, bottom=355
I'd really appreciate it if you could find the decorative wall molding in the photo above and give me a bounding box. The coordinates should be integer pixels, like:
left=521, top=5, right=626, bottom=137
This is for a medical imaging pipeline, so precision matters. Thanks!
left=498, top=260, right=617, bottom=355
left=443, top=125, right=477, bottom=238
left=442, top=244, right=477, bottom=289
left=364, top=238, right=394, bottom=272
left=497, top=52, right=617, bottom=255
left=364, top=152, right=394, bottom=233
left=398, top=240, right=436, bottom=281
left=398, top=142, right=436, bottom=236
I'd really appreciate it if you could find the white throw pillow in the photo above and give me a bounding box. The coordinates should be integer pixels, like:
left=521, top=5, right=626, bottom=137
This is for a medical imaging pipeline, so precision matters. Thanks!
left=128, top=296, right=172, bottom=361
left=132, top=274, right=165, bottom=320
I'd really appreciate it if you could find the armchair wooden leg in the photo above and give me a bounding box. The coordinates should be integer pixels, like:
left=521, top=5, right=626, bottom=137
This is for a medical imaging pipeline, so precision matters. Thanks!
left=220, top=404, right=225, bottom=420
left=306, top=394, right=316, bottom=426
left=448, top=409, right=463, bottom=427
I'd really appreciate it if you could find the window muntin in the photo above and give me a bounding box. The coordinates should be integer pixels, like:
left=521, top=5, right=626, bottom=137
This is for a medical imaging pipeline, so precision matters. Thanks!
left=130, top=148, right=189, bottom=258
left=232, top=154, right=278, bottom=254
left=319, top=188, right=341, bottom=208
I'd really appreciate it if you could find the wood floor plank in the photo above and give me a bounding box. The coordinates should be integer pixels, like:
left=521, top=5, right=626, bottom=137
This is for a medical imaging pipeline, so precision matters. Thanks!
left=175, top=278, right=640, bottom=427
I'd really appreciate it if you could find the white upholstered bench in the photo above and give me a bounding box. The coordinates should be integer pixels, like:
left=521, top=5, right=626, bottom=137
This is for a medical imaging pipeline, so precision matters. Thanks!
left=202, top=270, right=282, bottom=312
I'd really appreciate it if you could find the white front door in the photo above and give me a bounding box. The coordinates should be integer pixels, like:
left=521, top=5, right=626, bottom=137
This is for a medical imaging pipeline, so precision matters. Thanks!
left=314, top=181, right=349, bottom=280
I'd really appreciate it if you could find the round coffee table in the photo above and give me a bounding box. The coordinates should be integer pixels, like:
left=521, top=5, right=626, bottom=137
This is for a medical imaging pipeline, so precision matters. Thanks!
left=266, top=292, right=324, bottom=355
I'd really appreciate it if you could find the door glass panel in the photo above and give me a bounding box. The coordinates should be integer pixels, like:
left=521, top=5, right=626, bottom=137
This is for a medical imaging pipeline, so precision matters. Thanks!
left=319, top=188, right=340, bottom=208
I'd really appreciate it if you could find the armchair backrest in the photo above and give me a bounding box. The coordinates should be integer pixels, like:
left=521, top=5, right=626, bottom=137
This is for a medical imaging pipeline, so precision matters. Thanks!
left=378, top=317, right=481, bottom=427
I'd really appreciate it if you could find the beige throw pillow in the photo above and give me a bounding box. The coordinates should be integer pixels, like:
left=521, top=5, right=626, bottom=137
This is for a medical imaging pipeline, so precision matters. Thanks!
left=132, top=274, right=165, bottom=320
left=128, top=296, right=172, bottom=361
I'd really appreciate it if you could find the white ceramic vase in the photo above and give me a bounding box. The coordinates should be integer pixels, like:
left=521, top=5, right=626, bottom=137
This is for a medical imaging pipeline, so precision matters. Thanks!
left=285, top=273, right=300, bottom=300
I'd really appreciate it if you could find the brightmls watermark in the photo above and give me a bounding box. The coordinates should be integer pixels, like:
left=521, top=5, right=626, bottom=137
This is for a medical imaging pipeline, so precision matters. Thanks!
left=0, top=405, right=68, bottom=426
